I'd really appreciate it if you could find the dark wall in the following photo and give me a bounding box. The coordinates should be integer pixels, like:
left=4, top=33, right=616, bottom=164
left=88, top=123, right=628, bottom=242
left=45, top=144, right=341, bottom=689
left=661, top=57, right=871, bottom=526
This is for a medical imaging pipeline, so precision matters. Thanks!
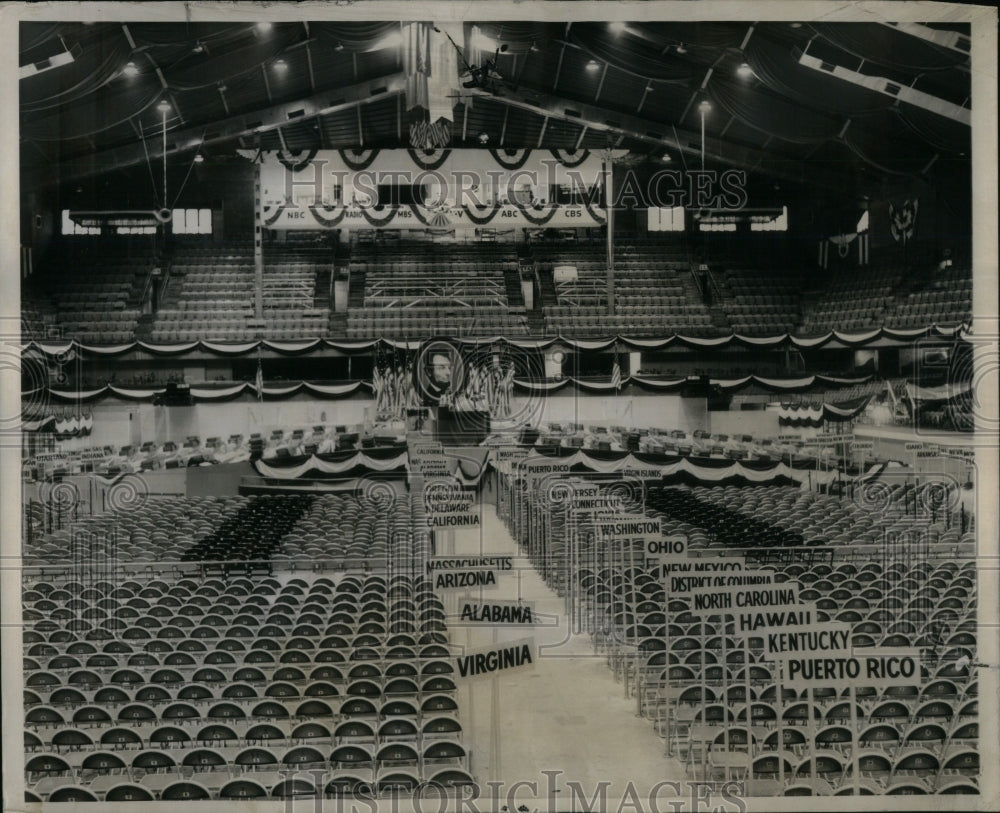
left=29, top=156, right=257, bottom=244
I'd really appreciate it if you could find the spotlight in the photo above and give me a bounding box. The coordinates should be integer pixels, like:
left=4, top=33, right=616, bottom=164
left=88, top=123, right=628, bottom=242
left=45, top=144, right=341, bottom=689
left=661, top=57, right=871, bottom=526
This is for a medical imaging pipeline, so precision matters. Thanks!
left=737, top=62, right=753, bottom=79
left=122, top=61, right=139, bottom=78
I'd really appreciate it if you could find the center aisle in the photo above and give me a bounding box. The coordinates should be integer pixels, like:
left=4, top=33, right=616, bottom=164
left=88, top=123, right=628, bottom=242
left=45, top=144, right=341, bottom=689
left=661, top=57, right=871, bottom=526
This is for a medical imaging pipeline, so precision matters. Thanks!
left=437, top=498, right=687, bottom=803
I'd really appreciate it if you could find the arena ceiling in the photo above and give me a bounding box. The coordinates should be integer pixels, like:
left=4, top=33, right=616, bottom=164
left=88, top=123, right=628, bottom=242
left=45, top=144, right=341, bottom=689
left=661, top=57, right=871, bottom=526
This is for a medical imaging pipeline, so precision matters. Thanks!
left=20, top=20, right=971, bottom=190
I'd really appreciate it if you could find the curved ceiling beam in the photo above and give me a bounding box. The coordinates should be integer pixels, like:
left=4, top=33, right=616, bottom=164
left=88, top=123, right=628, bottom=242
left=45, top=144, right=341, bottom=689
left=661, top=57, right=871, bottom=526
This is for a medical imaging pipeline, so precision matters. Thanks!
left=463, top=85, right=834, bottom=188
left=47, top=72, right=407, bottom=186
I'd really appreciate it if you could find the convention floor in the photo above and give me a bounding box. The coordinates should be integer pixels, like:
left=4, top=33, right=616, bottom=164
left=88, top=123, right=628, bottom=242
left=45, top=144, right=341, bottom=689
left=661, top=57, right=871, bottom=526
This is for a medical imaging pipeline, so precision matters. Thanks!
left=437, top=500, right=687, bottom=806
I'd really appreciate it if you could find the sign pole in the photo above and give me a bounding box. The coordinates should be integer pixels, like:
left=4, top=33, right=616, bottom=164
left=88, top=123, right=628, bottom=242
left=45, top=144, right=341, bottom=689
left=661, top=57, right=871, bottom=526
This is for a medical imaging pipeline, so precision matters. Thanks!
left=776, top=658, right=785, bottom=791
left=721, top=620, right=729, bottom=780
left=744, top=634, right=753, bottom=784
left=662, top=556, right=670, bottom=752
left=850, top=683, right=859, bottom=795
left=808, top=685, right=816, bottom=783
left=632, top=538, right=640, bottom=704
left=621, top=531, right=629, bottom=699
left=491, top=624, right=500, bottom=785
left=701, top=614, right=708, bottom=781
left=466, top=585, right=475, bottom=770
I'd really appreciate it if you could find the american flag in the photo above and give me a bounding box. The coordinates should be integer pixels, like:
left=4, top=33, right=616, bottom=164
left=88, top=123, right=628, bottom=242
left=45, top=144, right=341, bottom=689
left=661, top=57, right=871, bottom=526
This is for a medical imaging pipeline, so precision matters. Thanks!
left=255, top=352, right=264, bottom=402
left=373, top=365, right=385, bottom=413
left=611, top=354, right=622, bottom=392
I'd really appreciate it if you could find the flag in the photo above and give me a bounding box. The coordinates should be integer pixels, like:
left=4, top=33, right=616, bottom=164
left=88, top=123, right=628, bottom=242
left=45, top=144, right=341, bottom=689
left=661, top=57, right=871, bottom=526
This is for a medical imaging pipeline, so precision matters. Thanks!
left=255, top=352, right=264, bottom=402
left=373, top=366, right=384, bottom=413
left=611, top=354, right=622, bottom=392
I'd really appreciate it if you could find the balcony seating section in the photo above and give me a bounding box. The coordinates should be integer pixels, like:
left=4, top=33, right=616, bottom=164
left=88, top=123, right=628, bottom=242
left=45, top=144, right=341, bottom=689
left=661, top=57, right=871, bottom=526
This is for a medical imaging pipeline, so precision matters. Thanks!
left=23, top=571, right=471, bottom=802
left=884, top=266, right=972, bottom=329
left=797, top=262, right=904, bottom=335
left=258, top=246, right=331, bottom=339
left=21, top=298, right=57, bottom=341
left=149, top=243, right=255, bottom=343
left=25, top=239, right=152, bottom=344
left=717, top=267, right=801, bottom=336
left=29, top=233, right=974, bottom=343
left=536, top=240, right=714, bottom=336
left=347, top=242, right=527, bottom=338
left=149, top=243, right=331, bottom=342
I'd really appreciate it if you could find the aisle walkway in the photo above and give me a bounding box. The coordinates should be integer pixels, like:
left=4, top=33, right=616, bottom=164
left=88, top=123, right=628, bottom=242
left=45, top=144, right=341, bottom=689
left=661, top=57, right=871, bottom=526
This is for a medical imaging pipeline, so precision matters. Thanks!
left=438, top=500, right=687, bottom=806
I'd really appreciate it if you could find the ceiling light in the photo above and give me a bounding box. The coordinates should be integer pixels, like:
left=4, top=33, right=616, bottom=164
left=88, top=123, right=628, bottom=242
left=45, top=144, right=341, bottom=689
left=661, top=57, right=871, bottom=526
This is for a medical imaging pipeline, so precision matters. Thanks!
left=698, top=100, right=712, bottom=113
left=609, top=22, right=627, bottom=34
left=273, top=58, right=288, bottom=71
left=122, top=61, right=139, bottom=78
left=256, top=22, right=273, bottom=32
left=334, top=42, right=344, bottom=52
left=737, top=62, right=754, bottom=79
left=192, top=43, right=204, bottom=54
left=193, top=154, right=205, bottom=163
left=477, top=132, right=490, bottom=144
left=660, top=153, right=672, bottom=163
left=790, top=23, right=802, bottom=28
left=676, top=43, right=687, bottom=54
left=586, top=59, right=600, bottom=72
left=156, top=100, right=171, bottom=113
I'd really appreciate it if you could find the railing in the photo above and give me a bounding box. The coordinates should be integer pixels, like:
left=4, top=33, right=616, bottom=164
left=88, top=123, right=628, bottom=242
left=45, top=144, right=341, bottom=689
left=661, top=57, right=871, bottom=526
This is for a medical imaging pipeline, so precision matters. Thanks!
left=365, top=278, right=505, bottom=309
left=262, top=278, right=313, bottom=309
left=704, top=267, right=725, bottom=306
left=554, top=278, right=607, bottom=307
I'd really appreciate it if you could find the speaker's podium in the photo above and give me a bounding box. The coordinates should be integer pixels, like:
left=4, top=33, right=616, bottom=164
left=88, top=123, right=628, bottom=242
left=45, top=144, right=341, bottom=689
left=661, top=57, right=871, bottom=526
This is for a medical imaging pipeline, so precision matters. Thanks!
left=434, top=407, right=490, bottom=447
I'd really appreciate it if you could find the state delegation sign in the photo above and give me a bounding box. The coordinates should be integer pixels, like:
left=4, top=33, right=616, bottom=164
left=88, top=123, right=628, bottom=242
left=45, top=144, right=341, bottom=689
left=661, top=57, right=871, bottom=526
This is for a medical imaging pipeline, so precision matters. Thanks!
left=783, top=646, right=922, bottom=690
left=426, top=556, right=511, bottom=590
left=451, top=600, right=537, bottom=626
left=454, top=637, right=536, bottom=680
left=761, top=623, right=852, bottom=659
